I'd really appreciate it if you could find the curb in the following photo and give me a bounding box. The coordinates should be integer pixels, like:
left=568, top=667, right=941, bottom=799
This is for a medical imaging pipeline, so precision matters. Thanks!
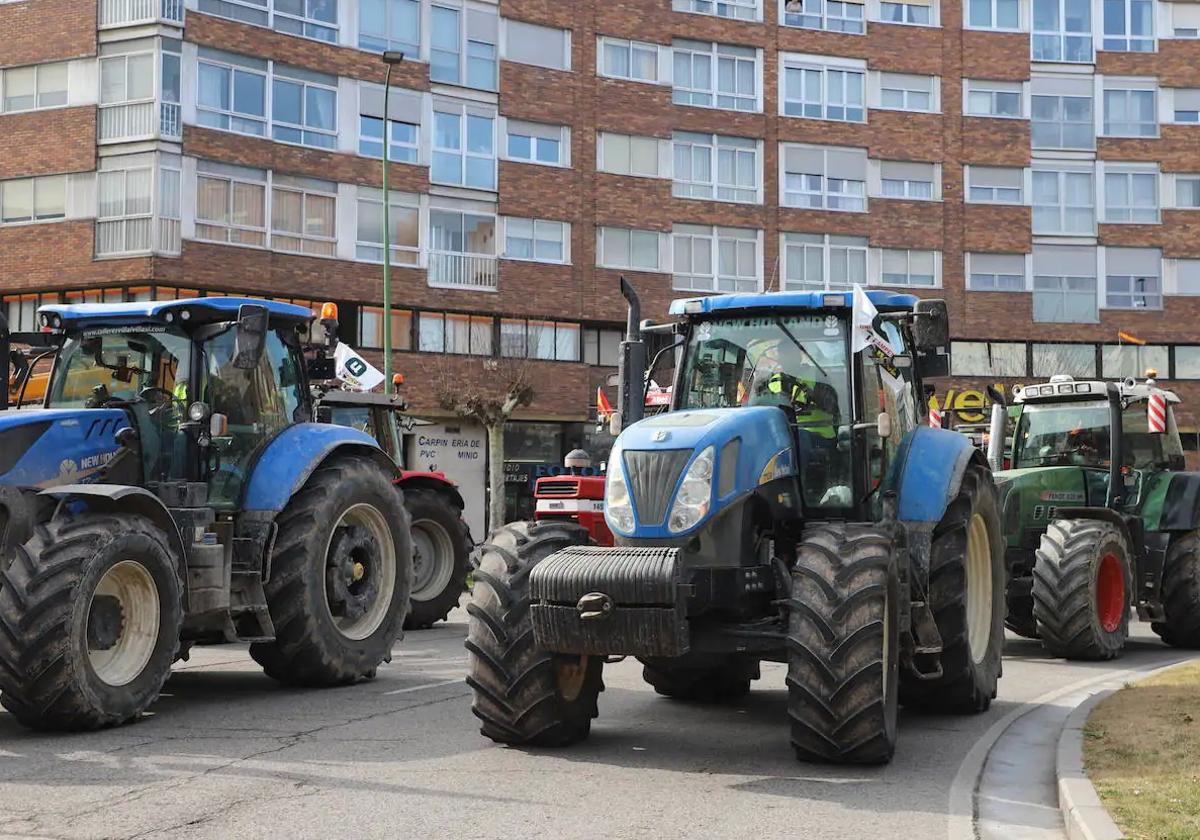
left=1056, top=688, right=1124, bottom=840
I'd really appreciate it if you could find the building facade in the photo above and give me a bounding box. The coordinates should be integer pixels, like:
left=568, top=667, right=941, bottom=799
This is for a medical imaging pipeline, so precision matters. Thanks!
left=4, top=0, right=1200, bottom=471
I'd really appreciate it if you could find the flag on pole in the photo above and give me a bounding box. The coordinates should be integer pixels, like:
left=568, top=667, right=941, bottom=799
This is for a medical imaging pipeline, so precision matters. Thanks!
left=1148, top=391, right=1167, bottom=433
left=851, top=284, right=903, bottom=393
left=597, top=386, right=614, bottom=421
left=1118, top=330, right=1145, bottom=346
left=334, top=343, right=385, bottom=391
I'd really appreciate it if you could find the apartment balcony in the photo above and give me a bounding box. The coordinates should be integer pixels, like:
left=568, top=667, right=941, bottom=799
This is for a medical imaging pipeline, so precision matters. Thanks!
left=428, top=252, right=498, bottom=291
left=99, top=0, right=184, bottom=28
left=99, top=101, right=182, bottom=144
left=96, top=216, right=181, bottom=258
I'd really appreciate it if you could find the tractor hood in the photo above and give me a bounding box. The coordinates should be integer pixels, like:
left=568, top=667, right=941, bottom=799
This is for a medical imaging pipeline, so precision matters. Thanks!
left=605, top=406, right=794, bottom=539
left=993, top=466, right=1108, bottom=543
left=0, top=408, right=129, bottom=488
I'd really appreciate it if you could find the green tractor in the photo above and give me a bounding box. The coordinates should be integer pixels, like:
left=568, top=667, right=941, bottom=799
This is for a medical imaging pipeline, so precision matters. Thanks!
left=991, top=374, right=1200, bottom=660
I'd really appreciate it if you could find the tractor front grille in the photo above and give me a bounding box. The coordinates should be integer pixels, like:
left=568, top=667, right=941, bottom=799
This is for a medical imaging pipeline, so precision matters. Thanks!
left=537, top=480, right=579, bottom=497
left=623, top=449, right=691, bottom=526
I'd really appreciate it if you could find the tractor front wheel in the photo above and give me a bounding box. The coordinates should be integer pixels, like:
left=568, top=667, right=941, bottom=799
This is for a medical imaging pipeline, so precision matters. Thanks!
left=0, top=514, right=182, bottom=731
left=403, top=489, right=472, bottom=630
left=465, top=521, right=603, bottom=747
left=1152, top=530, right=1200, bottom=649
left=1033, top=519, right=1131, bottom=661
left=787, top=523, right=899, bottom=764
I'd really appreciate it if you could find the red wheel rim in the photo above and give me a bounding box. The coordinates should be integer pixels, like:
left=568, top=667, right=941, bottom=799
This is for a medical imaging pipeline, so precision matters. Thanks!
left=1096, top=553, right=1126, bottom=633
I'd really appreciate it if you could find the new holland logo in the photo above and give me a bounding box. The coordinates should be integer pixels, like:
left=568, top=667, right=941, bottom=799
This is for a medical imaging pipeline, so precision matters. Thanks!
left=652, top=430, right=671, bottom=442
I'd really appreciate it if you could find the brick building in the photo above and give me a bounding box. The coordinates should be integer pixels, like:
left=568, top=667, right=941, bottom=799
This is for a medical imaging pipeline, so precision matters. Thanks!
left=5, top=0, right=1200, bottom=513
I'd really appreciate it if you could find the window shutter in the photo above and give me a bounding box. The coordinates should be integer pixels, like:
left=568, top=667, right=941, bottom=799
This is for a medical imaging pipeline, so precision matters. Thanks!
left=1175, top=88, right=1200, bottom=111
left=971, top=252, right=1025, bottom=275
left=825, top=147, right=868, bottom=179
left=1032, top=75, right=1093, bottom=97
left=784, top=145, right=826, bottom=174
left=881, top=160, right=934, bottom=181
left=1033, top=244, right=1096, bottom=276
left=1105, top=247, right=1160, bottom=276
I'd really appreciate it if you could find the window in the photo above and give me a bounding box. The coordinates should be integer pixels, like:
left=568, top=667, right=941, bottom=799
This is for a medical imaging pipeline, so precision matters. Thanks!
left=500, top=319, right=580, bottom=361
left=966, top=166, right=1024, bottom=204
left=1178, top=347, right=1200, bottom=378
left=1102, top=0, right=1153, bottom=51
left=428, top=209, right=497, bottom=288
left=100, top=51, right=154, bottom=106
left=505, top=20, right=570, bottom=70
left=877, top=73, right=935, bottom=112
left=598, top=132, right=663, bottom=177
left=431, top=6, right=461, bottom=83
left=782, top=0, right=865, bottom=33
left=1032, top=343, right=1097, bottom=377
left=1173, top=2, right=1200, bottom=37
left=968, top=252, right=1026, bottom=291
left=0, top=175, right=66, bottom=224
left=879, top=0, right=933, bottom=25
left=270, top=0, right=338, bottom=41
left=505, top=120, right=567, bottom=166
left=197, top=50, right=268, bottom=137
left=1033, top=0, right=1092, bottom=61
left=1103, top=87, right=1157, bottom=136
left=675, top=0, right=759, bottom=20
left=951, top=342, right=1028, bottom=376
left=1033, top=245, right=1097, bottom=323
left=197, top=0, right=270, bottom=26
left=597, top=227, right=665, bottom=272
left=1105, top=247, right=1161, bottom=308
left=965, top=80, right=1023, bottom=118
left=879, top=160, right=937, bottom=200
left=419, top=312, right=494, bottom=356
left=673, top=225, right=759, bottom=292
left=358, top=306, right=413, bottom=351
left=781, top=232, right=868, bottom=290
left=1033, top=169, right=1095, bottom=234
left=431, top=5, right=497, bottom=90
left=782, top=56, right=866, bottom=121
left=672, top=40, right=759, bottom=111
left=583, top=328, right=623, bottom=366
left=880, top=249, right=938, bottom=287
left=673, top=132, right=760, bottom=203
left=598, top=37, right=661, bottom=83
left=781, top=144, right=867, bottom=210
left=358, top=83, right=421, bottom=164
left=1176, top=176, right=1200, bottom=208
left=270, top=175, right=336, bottom=257
left=195, top=161, right=267, bottom=247
left=359, top=0, right=419, bottom=53
left=1101, top=344, right=1167, bottom=378
left=967, top=0, right=1019, bottom=29
left=1173, top=89, right=1200, bottom=123
left=504, top=218, right=568, bottom=263
left=1032, top=91, right=1094, bottom=150
left=356, top=188, right=420, bottom=265
left=1104, top=168, right=1158, bottom=223
left=96, top=160, right=154, bottom=255
left=432, top=105, right=496, bottom=190
left=272, top=65, right=336, bottom=149
left=0, top=62, right=68, bottom=112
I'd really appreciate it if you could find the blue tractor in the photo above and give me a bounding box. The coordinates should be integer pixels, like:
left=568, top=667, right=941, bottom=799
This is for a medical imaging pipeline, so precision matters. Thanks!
left=466, top=281, right=1006, bottom=764
left=0, top=298, right=412, bottom=731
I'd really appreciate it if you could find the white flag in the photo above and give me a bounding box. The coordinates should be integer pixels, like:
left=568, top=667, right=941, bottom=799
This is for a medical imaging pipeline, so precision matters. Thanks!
left=334, top=343, right=385, bottom=392
left=851, top=284, right=894, bottom=356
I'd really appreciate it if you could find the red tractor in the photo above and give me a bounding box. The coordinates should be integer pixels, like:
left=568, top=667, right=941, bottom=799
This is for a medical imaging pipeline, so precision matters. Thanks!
left=533, top=473, right=612, bottom=546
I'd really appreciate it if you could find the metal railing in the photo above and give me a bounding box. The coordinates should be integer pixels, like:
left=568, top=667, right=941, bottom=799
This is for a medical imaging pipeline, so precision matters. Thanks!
left=98, top=101, right=181, bottom=142
left=428, top=252, right=498, bottom=290
left=160, top=102, right=181, bottom=138
left=95, top=217, right=180, bottom=257
left=99, top=0, right=184, bottom=27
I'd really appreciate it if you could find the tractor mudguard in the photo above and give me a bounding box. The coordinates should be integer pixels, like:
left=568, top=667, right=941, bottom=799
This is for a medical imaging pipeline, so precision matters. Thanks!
left=397, top=471, right=466, bottom=512
left=1150, top=472, right=1200, bottom=532
left=889, top=426, right=982, bottom=524
left=241, top=423, right=398, bottom=513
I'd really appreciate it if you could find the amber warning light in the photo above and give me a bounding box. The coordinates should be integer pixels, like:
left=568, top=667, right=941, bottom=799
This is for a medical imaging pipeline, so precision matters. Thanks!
left=320, top=302, right=339, bottom=321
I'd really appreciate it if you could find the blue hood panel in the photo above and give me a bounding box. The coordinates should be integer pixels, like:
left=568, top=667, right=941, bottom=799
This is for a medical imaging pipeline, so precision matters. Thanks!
left=0, top=408, right=129, bottom=487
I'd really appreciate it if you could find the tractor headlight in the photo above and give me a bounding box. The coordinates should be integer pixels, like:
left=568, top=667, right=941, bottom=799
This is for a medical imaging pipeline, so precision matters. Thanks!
left=605, top=449, right=635, bottom=535
left=668, top=446, right=715, bottom=534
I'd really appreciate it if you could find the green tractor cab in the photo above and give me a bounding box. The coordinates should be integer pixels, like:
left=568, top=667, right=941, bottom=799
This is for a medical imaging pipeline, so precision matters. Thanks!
left=992, top=374, right=1200, bottom=659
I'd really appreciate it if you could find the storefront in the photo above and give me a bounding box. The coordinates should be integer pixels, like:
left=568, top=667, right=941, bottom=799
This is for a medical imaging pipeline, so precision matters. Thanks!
left=502, top=419, right=614, bottom=524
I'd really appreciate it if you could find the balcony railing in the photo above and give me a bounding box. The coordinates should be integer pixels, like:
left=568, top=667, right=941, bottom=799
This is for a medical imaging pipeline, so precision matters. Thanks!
left=99, top=0, right=184, bottom=27
left=96, top=216, right=180, bottom=257
left=99, top=101, right=182, bottom=143
left=428, top=252, right=498, bottom=290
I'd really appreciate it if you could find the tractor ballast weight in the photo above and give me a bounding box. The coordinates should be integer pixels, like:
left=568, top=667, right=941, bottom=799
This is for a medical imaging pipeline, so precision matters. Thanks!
left=466, top=282, right=1007, bottom=764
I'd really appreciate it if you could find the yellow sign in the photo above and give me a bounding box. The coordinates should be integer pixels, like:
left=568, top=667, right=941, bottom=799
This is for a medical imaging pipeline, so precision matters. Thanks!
left=928, top=387, right=996, bottom=424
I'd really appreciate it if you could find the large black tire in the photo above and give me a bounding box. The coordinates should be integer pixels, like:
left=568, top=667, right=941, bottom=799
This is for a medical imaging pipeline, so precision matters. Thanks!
left=0, top=514, right=182, bottom=731
left=1033, top=519, right=1132, bottom=661
left=640, top=657, right=757, bottom=702
left=787, top=523, right=900, bottom=765
left=1004, top=596, right=1039, bottom=639
left=250, top=456, right=412, bottom=685
left=1152, top=530, right=1200, bottom=648
left=901, top=462, right=1005, bottom=713
left=465, top=520, right=603, bottom=747
left=403, top=489, right=472, bottom=630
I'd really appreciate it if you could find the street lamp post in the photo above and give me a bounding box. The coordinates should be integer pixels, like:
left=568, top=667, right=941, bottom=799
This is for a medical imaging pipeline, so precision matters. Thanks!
left=380, top=50, right=405, bottom=385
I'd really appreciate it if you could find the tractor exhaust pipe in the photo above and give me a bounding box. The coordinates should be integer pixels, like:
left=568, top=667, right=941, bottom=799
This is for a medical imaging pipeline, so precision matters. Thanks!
left=1105, top=382, right=1123, bottom=508
left=613, top=276, right=646, bottom=434
left=0, top=309, right=9, bottom=412
left=985, top=384, right=1006, bottom=472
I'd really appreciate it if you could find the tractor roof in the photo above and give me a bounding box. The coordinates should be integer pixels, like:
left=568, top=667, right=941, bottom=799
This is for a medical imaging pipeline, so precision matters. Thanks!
left=38, top=297, right=314, bottom=330
left=1014, top=375, right=1180, bottom=405
left=668, top=289, right=918, bottom=316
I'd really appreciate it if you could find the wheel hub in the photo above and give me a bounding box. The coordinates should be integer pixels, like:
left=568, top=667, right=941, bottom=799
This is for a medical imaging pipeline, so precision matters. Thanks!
left=1096, top=552, right=1126, bottom=633
left=87, top=559, right=161, bottom=687
left=87, top=595, right=125, bottom=651
left=410, top=518, right=456, bottom=600
left=326, top=525, right=380, bottom=623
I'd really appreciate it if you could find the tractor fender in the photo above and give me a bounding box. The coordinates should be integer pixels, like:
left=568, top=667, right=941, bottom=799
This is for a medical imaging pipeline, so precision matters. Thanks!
left=890, top=426, right=985, bottom=524
left=241, top=423, right=398, bottom=513
left=396, top=471, right=466, bottom=512
left=1151, top=472, right=1200, bottom=532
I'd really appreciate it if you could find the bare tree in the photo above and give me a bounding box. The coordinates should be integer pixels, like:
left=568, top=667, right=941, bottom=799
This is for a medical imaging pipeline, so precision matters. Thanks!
left=433, top=355, right=534, bottom=533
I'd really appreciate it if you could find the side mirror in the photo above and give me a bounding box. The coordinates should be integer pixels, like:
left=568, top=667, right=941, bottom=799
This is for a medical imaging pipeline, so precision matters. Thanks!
left=314, top=404, right=333, bottom=424
left=912, top=298, right=949, bottom=351
left=916, top=352, right=950, bottom=379
left=232, top=304, right=269, bottom=370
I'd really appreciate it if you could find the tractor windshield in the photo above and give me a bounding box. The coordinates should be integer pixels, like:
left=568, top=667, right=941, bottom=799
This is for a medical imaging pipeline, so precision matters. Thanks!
left=47, top=329, right=192, bottom=408
left=1014, top=402, right=1111, bottom=469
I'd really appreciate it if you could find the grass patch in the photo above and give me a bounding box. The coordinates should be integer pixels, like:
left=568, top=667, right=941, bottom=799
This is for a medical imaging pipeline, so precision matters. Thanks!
left=1083, top=661, right=1200, bottom=840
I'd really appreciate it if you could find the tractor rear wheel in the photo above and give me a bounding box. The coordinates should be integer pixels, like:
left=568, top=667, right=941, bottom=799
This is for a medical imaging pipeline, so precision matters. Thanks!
left=787, top=523, right=899, bottom=765
left=1033, top=519, right=1131, bottom=661
left=250, top=456, right=412, bottom=685
left=403, top=489, right=472, bottom=630
left=0, top=514, right=182, bottom=731
left=640, top=657, right=757, bottom=702
left=901, top=462, right=1005, bottom=713
left=1152, top=530, right=1200, bottom=649
left=465, top=520, right=603, bottom=747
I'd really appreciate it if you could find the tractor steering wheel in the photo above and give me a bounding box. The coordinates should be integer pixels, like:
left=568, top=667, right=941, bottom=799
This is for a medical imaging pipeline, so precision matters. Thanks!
left=138, top=386, right=186, bottom=421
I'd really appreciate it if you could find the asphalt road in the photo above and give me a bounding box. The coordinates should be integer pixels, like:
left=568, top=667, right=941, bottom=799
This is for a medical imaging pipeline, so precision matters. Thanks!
left=0, top=612, right=1192, bottom=840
